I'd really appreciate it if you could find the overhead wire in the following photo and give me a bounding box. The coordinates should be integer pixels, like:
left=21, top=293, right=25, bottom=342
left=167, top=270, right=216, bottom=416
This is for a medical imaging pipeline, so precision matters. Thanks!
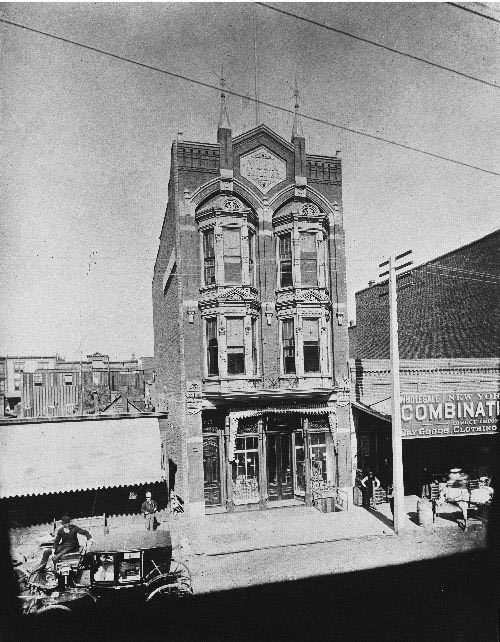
left=257, top=3, right=500, bottom=89
left=0, top=16, right=499, bottom=177
left=446, top=2, right=500, bottom=23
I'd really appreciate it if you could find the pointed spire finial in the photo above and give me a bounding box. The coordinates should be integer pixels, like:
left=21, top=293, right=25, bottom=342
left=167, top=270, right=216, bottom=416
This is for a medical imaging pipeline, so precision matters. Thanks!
left=292, top=74, right=303, bottom=139
left=218, top=65, right=231, bottom=130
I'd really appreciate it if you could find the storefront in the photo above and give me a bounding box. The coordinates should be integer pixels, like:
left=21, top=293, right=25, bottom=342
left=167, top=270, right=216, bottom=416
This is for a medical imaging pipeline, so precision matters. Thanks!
left=352, top=391, right=499, bottom=495
left=202, top=405, right=339, bottom=512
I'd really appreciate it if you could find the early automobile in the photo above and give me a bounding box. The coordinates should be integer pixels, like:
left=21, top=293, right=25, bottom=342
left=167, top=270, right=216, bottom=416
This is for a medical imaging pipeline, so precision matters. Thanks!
left=17, top=529, right=192, bottom=615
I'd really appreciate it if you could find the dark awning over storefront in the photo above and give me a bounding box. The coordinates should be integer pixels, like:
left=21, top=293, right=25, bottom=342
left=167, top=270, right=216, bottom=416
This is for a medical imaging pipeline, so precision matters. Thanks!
left=0, top=417, right=164, bottom=498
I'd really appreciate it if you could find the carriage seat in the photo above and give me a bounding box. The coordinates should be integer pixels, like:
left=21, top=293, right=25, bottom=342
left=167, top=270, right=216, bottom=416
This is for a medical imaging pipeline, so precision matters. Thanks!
left=55, top=551, right=82, bottom=572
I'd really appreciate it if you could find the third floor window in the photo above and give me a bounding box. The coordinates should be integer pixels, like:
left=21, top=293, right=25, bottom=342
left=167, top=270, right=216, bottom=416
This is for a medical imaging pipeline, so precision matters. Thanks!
left=223, top=228, right=242, bottom=284
left=279, top=233, right=293, bottom=288
left=203, top=229, right=215, bottom=286
left=300, top=233, right=318, bottom=287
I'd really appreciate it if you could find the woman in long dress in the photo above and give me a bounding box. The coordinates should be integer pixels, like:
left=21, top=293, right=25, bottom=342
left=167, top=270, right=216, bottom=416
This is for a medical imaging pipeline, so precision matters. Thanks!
left=445, top=468, right=470, bottom=530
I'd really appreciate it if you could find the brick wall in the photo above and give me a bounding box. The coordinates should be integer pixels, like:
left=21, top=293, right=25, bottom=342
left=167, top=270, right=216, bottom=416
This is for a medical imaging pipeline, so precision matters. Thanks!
left=352, top=230, right=500, bottom=359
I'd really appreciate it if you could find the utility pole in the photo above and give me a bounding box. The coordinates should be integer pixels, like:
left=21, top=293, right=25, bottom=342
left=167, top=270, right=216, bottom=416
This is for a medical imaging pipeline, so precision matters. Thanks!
left=379, top=250, right=412, bottom=534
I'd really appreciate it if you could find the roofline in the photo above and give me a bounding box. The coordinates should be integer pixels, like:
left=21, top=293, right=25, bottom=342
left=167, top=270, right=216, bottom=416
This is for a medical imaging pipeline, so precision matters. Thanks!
left=0, top=412, right=168, bottom=427
left=232, top=124, right=294, bottom=152
left=355, top=228, right=500, bottom=296
left=351, top=400, right=391, bottom=423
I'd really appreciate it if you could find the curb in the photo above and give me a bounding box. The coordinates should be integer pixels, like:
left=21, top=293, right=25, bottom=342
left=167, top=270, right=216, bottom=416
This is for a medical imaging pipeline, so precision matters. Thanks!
left=195, top=530, right=397, bottom=557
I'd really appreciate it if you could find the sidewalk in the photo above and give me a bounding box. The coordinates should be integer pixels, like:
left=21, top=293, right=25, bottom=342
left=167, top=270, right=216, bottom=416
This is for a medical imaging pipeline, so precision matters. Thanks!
left=188, top=495, right=484, bottom=556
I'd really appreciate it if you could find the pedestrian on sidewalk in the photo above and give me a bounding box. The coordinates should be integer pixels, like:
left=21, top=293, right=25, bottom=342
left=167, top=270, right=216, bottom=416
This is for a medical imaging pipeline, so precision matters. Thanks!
left=141, top=491, right=158, bottom=531
left=444, top=468, right=470, bottom=530
left=360, top=471, right=380, bottom=508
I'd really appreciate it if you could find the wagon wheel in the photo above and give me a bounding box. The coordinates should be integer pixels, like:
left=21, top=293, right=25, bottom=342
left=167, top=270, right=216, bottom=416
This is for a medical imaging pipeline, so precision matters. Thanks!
left=169, top=559, right=193, bottom=591
left=146, top=582, right=192, bottom=601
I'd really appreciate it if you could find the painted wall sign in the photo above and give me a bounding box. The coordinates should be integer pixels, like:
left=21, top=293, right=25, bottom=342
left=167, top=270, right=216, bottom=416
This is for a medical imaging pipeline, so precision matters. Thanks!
left=239, top=146, right=286, bottom=193
left=400, top=391, right=499, bottom=439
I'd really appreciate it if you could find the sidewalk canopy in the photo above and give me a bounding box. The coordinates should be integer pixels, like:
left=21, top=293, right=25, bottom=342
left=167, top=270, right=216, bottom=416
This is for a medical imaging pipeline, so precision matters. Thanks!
left=0, top=417, right=163, bottom=498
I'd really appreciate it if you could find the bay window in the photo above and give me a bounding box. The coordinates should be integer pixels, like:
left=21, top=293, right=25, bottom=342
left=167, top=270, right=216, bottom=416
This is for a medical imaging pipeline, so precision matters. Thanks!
left=279, top=233, right=293, bottom=287
left=226, top=317, right=245, bottom=375
left=223, top=227, right=242, bottom=284
left=206, top=318, right=219, bottom=376
left=203, top=229, right=215, bottom=285
left=282, top=319, right=296, bottom=374
left=300, top=232, right=318, bottom=286
left=303, top=318, right=320, bottom=373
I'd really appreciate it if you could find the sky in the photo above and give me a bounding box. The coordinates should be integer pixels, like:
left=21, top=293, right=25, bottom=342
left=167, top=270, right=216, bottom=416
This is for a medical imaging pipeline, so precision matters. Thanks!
left=1, top=2, right=498, bottom=360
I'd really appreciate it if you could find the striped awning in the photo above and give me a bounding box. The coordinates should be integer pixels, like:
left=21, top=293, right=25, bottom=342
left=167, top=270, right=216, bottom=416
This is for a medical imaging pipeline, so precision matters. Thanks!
left=0, top=417, right=164, bottom=498
left=228, top=406, right=338, bottom=461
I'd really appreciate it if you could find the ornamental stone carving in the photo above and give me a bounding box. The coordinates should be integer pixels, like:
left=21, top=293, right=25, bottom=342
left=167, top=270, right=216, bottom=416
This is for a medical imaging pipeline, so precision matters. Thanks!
left=240, top=146, right=286, bottom=193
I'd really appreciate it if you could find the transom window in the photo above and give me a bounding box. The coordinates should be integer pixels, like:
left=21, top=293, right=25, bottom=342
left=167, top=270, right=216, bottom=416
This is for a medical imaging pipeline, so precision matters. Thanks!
left=303, top=318, right=320, bottom=373
left=203, top=229, right=215, bottom=285
left=300, top=232, right=318, bottom=286
left=226, top=317, right=245, bottom=375
left=279, top=233, right=293, bottom=287
left=223, top=228, right=242, bottom=284
left=282, top=319, right=296, bottom=374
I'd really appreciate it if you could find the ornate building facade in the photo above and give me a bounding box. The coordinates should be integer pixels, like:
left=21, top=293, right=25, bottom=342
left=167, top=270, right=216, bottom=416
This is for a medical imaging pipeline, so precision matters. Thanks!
left=153, top=93, right=351, bottom=516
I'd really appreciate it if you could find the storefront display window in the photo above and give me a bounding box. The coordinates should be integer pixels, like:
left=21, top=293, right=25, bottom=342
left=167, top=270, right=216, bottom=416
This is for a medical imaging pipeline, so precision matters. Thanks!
left=233, top=436, right=260, bottom=502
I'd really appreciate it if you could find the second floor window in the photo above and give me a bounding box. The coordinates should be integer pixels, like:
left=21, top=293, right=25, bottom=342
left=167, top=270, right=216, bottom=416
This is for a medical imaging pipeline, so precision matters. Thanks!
left=251, top=317, right=258, bottom=375
left=300, top=232, right=318, bottom=286
left=203, top=229, right=215, bottom=285
left=226, top=317, right=245, bottom=375
left=279, top=233, right=293, bottom=288
left=223, top=228, right=242, bottom=284
left=282, top=319, right=296, bottom=374
left=303, top=318, right=320, bottom=373
left=206, top=318, right=219, bottom=376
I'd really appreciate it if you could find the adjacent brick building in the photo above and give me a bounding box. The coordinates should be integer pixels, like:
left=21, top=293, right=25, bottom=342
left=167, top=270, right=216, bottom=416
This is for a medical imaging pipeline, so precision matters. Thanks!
left=350, top=230, right=500, bottom=492
left=153, top=93, right=351, bottom=516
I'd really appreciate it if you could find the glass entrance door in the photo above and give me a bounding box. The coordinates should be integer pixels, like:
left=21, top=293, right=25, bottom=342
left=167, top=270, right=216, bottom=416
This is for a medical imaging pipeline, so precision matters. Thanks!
left=203, top=435, right=221, bottom=506
left=266, top=433, right=293, bottom=501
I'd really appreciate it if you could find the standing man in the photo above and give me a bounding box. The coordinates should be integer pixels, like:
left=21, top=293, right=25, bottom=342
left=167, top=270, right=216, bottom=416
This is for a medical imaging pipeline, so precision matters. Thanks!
left=141, top=490, right=158, bottom=531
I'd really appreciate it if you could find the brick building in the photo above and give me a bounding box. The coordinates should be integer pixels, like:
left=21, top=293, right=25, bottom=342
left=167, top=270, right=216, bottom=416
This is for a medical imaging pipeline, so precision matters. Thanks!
left=349, top=230, right=500, bottom=492
left=153, top=91, right=351, bottom=517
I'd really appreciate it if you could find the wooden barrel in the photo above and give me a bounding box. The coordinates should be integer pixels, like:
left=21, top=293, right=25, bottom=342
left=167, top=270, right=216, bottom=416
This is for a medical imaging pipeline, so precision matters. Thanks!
left=417, top=498, right=433, bottom=527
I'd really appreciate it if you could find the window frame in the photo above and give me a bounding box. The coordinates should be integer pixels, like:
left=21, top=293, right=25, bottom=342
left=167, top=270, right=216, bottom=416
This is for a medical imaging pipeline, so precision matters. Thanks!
left=302, top=318, right=321, bottom=374
left=202, top=228, right=216, bottom=286
left=226, top=317, right=245, bottom=376
left=222, top=226, right=243, bottom=285
left=278, top=232, right=293, bottom=288
left=205, top=317, right=219, bottom=377
left=299, top=231, right=318, bottom=287
left=281, top=318, right=296, bottom=374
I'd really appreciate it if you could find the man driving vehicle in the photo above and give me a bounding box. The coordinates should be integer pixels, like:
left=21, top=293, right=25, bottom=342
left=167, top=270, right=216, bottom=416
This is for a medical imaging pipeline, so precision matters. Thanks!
left=35, top=515, right=92, bottom=571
